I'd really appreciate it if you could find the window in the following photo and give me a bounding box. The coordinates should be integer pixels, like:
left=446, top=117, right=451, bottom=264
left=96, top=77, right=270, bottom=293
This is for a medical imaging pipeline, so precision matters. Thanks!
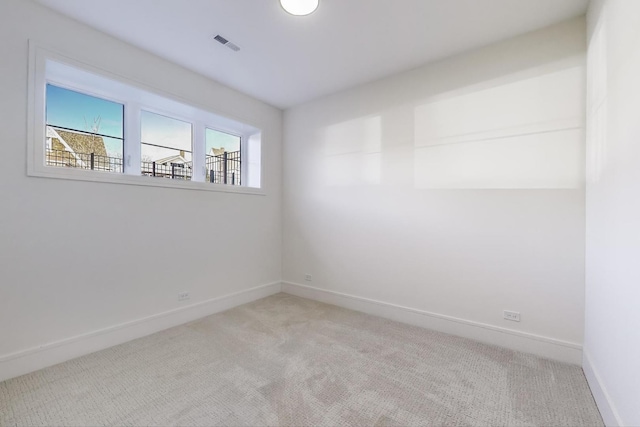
left=206, top=128, right=241, bottom=185
left=141, top=111, right=193, bottom=180
left=45, top=84, right=124, bottom=173
left=29, top=43, right=262, bottom=193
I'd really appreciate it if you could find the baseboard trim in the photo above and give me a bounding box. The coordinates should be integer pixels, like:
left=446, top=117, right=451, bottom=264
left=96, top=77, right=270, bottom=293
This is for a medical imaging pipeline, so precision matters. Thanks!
left=583, top=350, right=623, bottom=427
left=282, top=282, right=582, bottom=364
left=0, top=281, right=282, bottom=382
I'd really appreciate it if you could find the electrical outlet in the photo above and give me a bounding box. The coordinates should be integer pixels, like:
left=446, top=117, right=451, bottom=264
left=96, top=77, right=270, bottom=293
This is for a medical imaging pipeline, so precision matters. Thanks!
left=304, top=273, right=312, bottom=281
left=178, top=291, right=190, bottom=301
left=503, top=310, right=520, bottom=322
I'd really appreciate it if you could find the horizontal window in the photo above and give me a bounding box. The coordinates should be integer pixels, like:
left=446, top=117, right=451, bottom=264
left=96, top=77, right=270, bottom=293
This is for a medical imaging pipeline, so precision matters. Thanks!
left=29, top=44, right=263, bottom=193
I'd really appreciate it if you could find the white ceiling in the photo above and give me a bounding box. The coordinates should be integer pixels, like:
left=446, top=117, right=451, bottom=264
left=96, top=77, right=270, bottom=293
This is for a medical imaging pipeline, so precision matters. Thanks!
left=36, top=0, right=589, bottom=109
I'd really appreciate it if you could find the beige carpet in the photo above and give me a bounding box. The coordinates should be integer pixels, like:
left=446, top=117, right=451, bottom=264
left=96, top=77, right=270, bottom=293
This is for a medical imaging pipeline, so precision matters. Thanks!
left=0, top=293, right=602, bottom=426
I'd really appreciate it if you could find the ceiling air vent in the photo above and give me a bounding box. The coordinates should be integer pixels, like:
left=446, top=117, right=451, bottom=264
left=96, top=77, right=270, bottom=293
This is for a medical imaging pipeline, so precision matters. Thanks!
left=213, top=35, right=228, bottom=44
left=213, top=34, right=240, bottom=52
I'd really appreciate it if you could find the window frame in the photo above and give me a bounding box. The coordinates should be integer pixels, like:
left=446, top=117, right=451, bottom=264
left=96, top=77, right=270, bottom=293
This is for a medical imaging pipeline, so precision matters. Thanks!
left=27, top=41, right=264, bottom=195
left=45, top=82, right=126, bottom=173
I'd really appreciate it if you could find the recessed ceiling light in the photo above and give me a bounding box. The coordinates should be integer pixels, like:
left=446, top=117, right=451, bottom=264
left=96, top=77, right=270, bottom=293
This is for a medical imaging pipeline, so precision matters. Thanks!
left=280, top=0, right=319, bottom=16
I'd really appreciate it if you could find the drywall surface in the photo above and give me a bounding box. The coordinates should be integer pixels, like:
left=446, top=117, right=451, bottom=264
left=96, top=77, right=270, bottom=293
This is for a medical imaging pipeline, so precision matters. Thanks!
left=584, top=0, right=640, bottom=425
left=0, top=1, right=281, bottom=378
left=283, top=18, right=586, bottom=359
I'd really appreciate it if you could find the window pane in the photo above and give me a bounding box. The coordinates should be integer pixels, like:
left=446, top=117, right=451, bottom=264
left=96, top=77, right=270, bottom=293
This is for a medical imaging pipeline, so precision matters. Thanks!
left=141, top=111, right=193, bottom=180
left=45, top=84, right=124, bottom=173
left=205, top=128, right=241, bottom=185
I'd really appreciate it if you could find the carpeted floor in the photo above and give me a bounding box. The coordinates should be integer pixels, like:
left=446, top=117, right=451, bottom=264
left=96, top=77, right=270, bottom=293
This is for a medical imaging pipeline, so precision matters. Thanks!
left=0, top=293, right=603, bottom=426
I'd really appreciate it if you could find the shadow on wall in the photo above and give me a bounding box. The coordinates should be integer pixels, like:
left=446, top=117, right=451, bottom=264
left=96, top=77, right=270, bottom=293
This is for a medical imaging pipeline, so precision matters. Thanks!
left=320, top=62, right=585, bottom=190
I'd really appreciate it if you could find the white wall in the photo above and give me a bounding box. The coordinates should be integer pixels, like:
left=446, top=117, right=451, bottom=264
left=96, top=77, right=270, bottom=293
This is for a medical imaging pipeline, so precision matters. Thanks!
left=0, top=0, right=282, bottom=380
left=283, top=18, right=586, bottom=363
left=584, top=1, right=640, bottom=425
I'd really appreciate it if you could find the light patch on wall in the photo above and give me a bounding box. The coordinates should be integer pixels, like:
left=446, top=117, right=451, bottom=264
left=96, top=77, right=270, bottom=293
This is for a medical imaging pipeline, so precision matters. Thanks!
left=322, top=116, right=381, bottom=186
left=413, top=66, right=585, bottom=189
left=414, top=129, right=583, bottom=189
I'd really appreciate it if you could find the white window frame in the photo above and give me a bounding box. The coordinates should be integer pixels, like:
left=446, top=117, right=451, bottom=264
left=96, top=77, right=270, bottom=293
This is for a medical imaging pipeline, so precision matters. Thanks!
left=27, top=41, right=264, bottom=195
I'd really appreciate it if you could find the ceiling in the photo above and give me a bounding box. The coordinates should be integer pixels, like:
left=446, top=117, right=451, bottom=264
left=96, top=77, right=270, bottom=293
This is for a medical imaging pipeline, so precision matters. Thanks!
left=36, top=0, right=589, bottom=109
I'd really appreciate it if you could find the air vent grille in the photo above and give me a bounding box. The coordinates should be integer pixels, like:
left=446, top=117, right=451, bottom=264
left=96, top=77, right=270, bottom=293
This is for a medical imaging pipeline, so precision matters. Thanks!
left=213, top=35, right=229, bottom=45
left=213, top=34, right=240, bottom=52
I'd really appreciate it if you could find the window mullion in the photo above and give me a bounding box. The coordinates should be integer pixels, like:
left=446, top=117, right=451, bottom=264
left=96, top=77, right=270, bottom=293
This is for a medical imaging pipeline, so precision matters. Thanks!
left=124, top=102, right=141, bottom=175
left=192, top=122, right=205, bottom=182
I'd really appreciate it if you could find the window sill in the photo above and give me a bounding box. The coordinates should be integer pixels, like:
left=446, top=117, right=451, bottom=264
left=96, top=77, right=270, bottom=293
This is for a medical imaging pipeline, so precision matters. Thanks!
left=27, top=167, right=265, bottom=196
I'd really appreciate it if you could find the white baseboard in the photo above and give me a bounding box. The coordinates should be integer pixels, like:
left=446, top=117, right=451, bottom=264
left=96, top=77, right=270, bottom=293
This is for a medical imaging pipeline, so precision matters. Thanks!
left=0, top=281, right=282, bottom=382
left=282, top=282, right=582, bottom=365
left=583, top=351, right=623, bottom=427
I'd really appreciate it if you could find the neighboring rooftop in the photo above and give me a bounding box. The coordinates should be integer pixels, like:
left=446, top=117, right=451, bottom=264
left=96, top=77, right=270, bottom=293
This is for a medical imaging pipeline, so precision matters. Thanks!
left=48, top=127, right=107, bottom=157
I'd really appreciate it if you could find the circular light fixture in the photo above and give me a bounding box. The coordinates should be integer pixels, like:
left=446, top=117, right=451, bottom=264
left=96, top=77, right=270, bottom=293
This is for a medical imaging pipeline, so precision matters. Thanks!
left=280, top=0, right=319, bottom=16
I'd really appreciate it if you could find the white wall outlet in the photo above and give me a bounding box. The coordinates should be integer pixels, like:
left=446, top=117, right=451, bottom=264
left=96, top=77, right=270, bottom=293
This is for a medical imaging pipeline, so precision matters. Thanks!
left=304, top=273, right=312, bottom=281
left=178, top=291, right=190, bottom=301
left=503, top=310, right=521, bottom=322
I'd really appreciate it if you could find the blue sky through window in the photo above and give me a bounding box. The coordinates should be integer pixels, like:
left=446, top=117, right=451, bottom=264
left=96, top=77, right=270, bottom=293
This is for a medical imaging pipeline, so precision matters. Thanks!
left=46, top=84, right=124, bottom=156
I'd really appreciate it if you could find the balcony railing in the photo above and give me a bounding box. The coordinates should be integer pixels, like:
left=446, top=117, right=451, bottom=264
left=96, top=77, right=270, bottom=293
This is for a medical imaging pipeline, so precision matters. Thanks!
left=46, top=149, right=123, bottom=173
left=206, top=150, right=241, bottom=185
left=141, top=161, right=192, bottom=180
left=46, top=148, right=241, bottom=186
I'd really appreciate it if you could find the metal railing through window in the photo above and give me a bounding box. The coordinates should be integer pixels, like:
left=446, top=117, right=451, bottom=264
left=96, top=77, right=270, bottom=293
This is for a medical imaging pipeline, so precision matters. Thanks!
left=206, top=150, right=241, bottom=185
left=45, top=148, right=241, bottom=185
left=141, top=161, right=193, bottom=180
left=46, top=149, right=123, bottom=173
